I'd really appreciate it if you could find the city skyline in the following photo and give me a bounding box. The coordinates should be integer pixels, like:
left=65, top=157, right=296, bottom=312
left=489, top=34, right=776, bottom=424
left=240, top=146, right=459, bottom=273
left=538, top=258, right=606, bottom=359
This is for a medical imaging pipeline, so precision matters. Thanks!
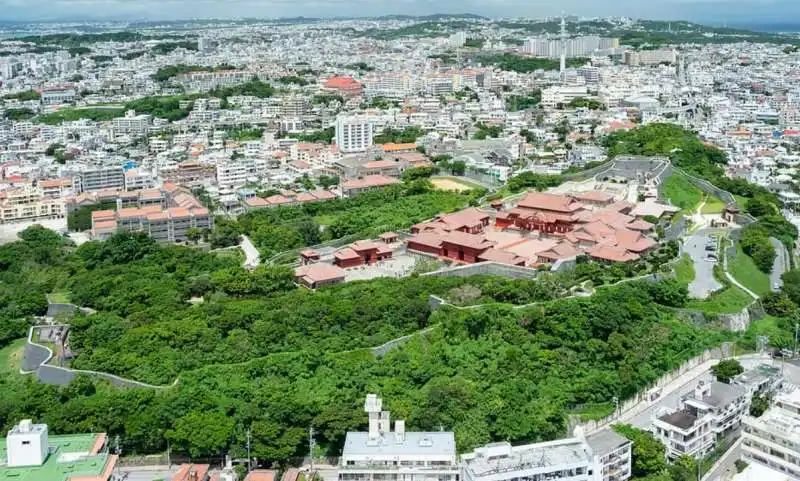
left=1, top=0, right=800, bottom=25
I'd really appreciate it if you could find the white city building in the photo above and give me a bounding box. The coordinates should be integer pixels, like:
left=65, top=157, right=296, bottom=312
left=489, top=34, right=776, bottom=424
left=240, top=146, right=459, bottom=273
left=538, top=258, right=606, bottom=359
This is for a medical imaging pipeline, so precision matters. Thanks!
left=216, top=162, right=249, bottom=189
left=336, top=116, right=374, bottom=153
left=6, top=420, right=49, bottom=467
left=741, top=388, right=800, bottom=479
left=338, top=394, right=459, bottom=481
left=652, top=380, right=749, bottom=460
left=461, top=428, right=632, bottom=481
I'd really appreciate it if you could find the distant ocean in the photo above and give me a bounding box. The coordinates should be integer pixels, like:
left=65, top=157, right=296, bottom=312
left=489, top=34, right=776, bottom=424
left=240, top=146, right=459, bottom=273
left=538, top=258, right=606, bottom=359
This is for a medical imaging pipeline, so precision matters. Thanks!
left=724, top=22, right=800, bottom=33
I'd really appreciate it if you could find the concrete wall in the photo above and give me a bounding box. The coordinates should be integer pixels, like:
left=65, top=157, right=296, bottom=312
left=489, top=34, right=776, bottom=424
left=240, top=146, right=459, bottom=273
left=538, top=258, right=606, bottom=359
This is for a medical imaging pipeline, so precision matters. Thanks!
left=422, top=261, right=540, bottom=280
left=579, top=344, right=730, bottom=434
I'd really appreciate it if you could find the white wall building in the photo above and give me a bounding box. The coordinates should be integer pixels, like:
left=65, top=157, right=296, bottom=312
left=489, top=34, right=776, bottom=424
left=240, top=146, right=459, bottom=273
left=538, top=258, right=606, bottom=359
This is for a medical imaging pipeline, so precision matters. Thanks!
left=216, top=162, right=249, bottom=189
left=336, top=116, right=374, bottom=153
left=73, top=166, right=125, bottom=192
left=652, top=380, right=749, bottom=460
left=741, top=389, right=800, bottom=479
left=339, top=394, right=459, bottom=481
left=461, top=428, right=632, bottom=481
left=6, top=420, right=49, bottom=467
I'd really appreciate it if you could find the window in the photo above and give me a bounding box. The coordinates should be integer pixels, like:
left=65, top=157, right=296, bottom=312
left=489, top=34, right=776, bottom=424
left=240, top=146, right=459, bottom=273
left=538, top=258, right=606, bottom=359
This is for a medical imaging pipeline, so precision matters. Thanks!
left=21, top=441, right=30, bottom=446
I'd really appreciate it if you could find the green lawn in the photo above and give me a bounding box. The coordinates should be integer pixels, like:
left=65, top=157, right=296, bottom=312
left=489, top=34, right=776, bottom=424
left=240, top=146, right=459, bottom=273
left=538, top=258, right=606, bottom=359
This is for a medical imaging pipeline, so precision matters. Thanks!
left=701, top=195, right=726, bottom=214
left=573, top=402, right=615, bottom=421
left=662, top=172, right=703, bottom=210
left=674, top=253, right=696, bottom=285
left=46, top=292, right=71, bottom=304
left=313, top=214, right=337, bottom=226
left=0, top=339, right=26, bottom=375
left=728, top=244, right=771, bottom=296
left=686, top=285, right=754, bottom=314
left=738, top=316, right=792, bottom=351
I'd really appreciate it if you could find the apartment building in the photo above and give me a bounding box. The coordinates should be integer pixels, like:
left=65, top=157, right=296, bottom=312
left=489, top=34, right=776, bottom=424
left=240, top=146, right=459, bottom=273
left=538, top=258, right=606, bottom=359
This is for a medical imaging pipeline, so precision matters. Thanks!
left=541, top=86, right=590, bottom=108
left=523, top=36, right=618, bottom=58
left=91, top=206, right=213, bottom=243
left=461, top=428, right=631, bottom=481
left=652, top=381, right=749, bottom=460
left=341, top=175, right=400, bottom=197
left=216, top=162, right=249, bottom=189
left=364, top=73, right=415, bottom=100
left=338, top=394, right=459, bottom=481
left=336, top=116, right=374, bottom=153
left=741, top=389, right=800, bottom=479
left=624, top=50, right=677, bottom=66
left=159, top=162, right=217, bottom=187
left=72, top=166, right=125, bottom=192
left=112, top=110, right=152, bottom=136
left=38, top=178, right=72, bottom=198
left=124, top=169, right=154, bottom=191
left=41, top=87, right=76, bottom=105
left=0, top=185, right=66, bottom=224
left=176, top=70, right=251, bottom=92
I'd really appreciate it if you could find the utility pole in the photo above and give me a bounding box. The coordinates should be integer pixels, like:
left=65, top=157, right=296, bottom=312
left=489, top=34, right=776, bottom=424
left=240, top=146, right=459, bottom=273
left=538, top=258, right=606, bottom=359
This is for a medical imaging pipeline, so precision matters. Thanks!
left=795, top=322, right=799, bottom=358
left=246, top=427, right=252, bottom=474
left=308, top=427, right=316, bottom=473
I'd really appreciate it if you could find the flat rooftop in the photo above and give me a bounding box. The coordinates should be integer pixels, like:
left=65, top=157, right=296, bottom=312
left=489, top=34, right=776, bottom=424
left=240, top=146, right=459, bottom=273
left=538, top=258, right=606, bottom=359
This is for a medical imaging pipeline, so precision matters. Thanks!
left=0, top=434, right=114, bottom=481
left=463, top=440, right=589, bottom=477
left=585, top=429, right=631, bottom=457
left=342, top=431, right=455, bottom=458
left=658, top=410, right=698, bottom=430
left=749, top=404, right=800, bottom=439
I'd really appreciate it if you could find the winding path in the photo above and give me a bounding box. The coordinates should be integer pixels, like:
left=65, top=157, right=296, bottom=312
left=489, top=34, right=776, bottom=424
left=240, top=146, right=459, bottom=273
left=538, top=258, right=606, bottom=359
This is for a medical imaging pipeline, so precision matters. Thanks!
left=240, top=235, right=261, bottom=269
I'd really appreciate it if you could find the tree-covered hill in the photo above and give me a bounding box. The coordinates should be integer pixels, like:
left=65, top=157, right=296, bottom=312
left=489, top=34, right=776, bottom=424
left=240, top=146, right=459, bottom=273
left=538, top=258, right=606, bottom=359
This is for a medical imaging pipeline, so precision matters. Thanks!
left=0, top=225, right=732, bottom=462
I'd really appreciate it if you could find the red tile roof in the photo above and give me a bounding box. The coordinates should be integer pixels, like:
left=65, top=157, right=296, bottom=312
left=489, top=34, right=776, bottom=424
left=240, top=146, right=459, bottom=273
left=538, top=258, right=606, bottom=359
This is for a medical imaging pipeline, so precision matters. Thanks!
left=440, top=230, right=496, bottom=251
left=587, top=244, right=639, bottom=262
left=245, top=470, right=278, bottom=481
left=517, top=192, right=584, bottom=214
left=364, top=160, right=398, bottom=169
left=294, top=264, right=346, bottom=283
left=341, top=175, right=400, bottom=190
left=571, top=190, right=614, bottom=203
left=379, top=143, right=417, bottom=152
left=477, top=248, right=526, bottom=265
left=334, top=247, right=360, bottom=260
left=172, top=464, right=210, bottom=481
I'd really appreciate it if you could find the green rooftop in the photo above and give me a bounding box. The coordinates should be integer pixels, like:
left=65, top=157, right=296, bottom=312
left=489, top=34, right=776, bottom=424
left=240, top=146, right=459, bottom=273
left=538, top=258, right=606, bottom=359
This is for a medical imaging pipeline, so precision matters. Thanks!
left=0, top=434, right=113, bottom=481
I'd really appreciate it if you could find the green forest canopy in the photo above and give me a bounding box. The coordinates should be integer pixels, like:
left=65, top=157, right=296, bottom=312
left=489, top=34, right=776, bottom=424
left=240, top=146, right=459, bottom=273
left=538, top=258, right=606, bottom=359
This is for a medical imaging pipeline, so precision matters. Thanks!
left=0, top=225, right=739, bottom=462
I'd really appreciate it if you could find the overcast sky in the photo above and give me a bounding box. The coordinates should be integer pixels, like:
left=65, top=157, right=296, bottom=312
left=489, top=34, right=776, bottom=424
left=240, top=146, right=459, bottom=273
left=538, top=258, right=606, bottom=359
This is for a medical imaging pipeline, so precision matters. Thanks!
left=0, top=0, right=798, bottom=23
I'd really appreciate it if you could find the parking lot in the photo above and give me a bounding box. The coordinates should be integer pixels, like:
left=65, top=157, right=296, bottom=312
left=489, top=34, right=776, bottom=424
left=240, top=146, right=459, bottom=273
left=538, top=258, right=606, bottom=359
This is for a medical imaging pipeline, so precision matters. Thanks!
left=685, top=229, right=723, bottom=299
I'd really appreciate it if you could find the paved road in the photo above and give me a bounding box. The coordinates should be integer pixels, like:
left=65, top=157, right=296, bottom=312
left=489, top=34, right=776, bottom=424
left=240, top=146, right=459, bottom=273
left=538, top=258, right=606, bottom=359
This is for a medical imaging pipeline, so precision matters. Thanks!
left=625, top=355, right=799, bottom=430
left=240, top=235, right=261, bottom=269
left=769, top=237, right=789, bottom=292
left=686, top=229, right=723, bottom=299
left=702, top=439, right=742, bottom=481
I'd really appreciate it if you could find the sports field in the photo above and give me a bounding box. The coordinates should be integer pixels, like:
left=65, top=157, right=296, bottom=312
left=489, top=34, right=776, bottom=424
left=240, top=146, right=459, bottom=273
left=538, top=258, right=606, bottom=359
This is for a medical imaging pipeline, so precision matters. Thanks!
left=430, top=176, right=480, bottom=192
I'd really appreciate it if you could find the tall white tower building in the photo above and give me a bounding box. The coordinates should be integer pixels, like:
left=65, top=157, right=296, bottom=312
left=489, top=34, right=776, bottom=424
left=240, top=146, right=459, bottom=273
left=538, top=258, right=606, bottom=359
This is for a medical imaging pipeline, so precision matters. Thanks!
left=335, top=116, right=374, bottom=153
left=560, top=15, right=567, bottom=73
